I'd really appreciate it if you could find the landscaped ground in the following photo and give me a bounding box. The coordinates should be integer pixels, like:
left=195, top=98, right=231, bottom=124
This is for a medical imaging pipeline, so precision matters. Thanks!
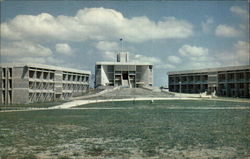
left=0, top=100, right=250, bottom=159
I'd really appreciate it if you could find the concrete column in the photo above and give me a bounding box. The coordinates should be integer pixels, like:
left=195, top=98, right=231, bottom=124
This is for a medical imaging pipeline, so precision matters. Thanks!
left=225, top=73, right=229, bottom=97
left=234, top=72, right=239, bottom=97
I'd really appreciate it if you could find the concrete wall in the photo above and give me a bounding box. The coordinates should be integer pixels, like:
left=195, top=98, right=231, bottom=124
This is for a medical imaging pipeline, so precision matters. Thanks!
left=168, top=67, right=250, bottom=98
left=1, top=64, right=90, bottom=104
left=95, top=64, right=153, bottom=88
left=12, top=67, right=29, bottom=104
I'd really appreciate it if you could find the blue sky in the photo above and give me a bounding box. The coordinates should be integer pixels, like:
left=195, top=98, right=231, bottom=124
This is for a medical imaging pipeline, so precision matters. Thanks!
left=1, top=1, right=249, bottom=86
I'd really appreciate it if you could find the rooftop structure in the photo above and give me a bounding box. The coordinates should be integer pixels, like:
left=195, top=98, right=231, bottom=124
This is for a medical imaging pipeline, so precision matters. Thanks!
left=0, top=63, right=91, bottom=104
left=95, top=52, right=153, bottom=88
left=168, top=65, right=250, bottom=98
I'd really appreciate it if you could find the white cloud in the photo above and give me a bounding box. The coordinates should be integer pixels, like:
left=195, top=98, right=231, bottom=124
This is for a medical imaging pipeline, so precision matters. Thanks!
left=215, top=25, right=241, bottom=37
left=175, top=44, right=222, bottom=70
left=201, top=16, right=214, bottom=33
left=230, top=6, right=249, bottom=18
left=16, top=57, right=47, bottom=64
left=1, top=8, right=193, bottom=43
left=1, top=41, right=52, bottom=56
left=55, top=43, right=73, bottom=55
left=96, top=41, right=119, bottom=51
left=101, top=51, right=117, bottom=61
left=213, top=40, right=249, bottom=66
left=130, top=53, right=161, bottom=64
left=167, top=56, right=182, bottom=64
left=179, top=45, right=208, bottom=56
left=157, top=64, right=176, bottom=69
left=233, top=40, right=249, bottom=64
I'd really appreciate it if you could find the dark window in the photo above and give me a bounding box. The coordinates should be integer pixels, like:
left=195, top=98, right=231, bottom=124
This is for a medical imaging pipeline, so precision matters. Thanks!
left=3, top=68, right=6, bottom=77
left=107, top=65, right=114, bottom=72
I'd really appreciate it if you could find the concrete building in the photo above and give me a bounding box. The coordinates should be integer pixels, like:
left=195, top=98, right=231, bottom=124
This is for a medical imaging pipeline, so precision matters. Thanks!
left=0, top=63, right=90, bottom=104
left=95, top=53, right=153, bottom=88
left=168, top=65, right=250, bottom=98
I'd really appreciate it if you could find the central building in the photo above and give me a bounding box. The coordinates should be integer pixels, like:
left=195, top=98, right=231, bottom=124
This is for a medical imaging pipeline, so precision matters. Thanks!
left=95, top=53, right=153, bottom=88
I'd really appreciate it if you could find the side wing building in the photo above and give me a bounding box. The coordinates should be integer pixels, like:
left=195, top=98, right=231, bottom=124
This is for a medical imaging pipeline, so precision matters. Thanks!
left=168, top=65, right=250, bottom=98
left=0, top=63, right=91, bottom=104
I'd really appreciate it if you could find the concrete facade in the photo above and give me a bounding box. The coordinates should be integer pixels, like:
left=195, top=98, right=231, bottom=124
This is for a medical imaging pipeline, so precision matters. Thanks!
left=95, top=53, right=153, bottom=88
left=168, top=65, right=250, bottom=98
left=0, top=63, right=90, bottom=104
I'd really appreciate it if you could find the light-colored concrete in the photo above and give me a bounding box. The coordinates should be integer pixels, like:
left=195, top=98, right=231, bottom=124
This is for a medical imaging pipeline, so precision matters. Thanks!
left=1, top=63, right=91, bottom=104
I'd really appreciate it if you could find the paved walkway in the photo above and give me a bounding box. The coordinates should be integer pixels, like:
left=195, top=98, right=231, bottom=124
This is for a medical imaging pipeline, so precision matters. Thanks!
left=50, top=97, right=199, bottom=109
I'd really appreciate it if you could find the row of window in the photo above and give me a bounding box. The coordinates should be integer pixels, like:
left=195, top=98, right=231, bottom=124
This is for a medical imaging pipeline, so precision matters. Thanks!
left=62, top=84, right=88, bottom=90
left=29, top=92, right=54, bottom=102
left=97, top=65, right=153, bottom=72
left=1, top=90, right=12, bottom=104
left=62, top=74, right=89, bottom=82
left=1, top=68, right=12, bottom=78
left=29, top=70, right=55, bottom=79
left=219, top=83, right=245, bottom=89
left=1, top=79, right=12, bottom=89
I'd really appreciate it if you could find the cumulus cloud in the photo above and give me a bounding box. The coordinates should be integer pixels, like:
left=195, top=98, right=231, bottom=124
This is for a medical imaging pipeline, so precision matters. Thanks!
left=179, top=45, right=208, bottom=56
left=130, top=53, right=161, bottom=64
left=1, top=41, right=52, bottom=56
left=55, top=43, right=73, bottom=55
left=1, top=41, right=69, bottom=66
left=215, top=25, right=241, bottom=37
left=174, top=44, right=222, bottom=69
left=167, top=56, right=182, bottom=64
left=215, top=41, right=249, bottom=66
left=96, top=41, right=119, bottom=51
left=16, top=57, right=47, bottom=64
left=1, top=8, right=193, bottom=43
left=201, top=16, right=214, bottom=33
left=230, top=6, right=249, bottom=18
left=233, top=40, right=249, bottom=64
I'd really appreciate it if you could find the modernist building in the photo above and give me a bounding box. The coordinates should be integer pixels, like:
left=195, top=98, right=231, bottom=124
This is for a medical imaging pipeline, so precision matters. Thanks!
left=0, top=63, right=90, bottom=104
left=95, top=53, right=153, bottom=88
left=168, top=65, right=250, bottom=98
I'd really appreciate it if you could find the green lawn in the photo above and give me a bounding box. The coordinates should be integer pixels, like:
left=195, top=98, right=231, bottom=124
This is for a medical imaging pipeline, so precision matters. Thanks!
left=0, top=100, right=249, bottom=158
left=0, top=101, right=66, bottom=111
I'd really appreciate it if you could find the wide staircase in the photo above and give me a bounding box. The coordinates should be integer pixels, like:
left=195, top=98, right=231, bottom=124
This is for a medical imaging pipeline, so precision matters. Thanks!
left=88, top=88, right=174, bottom=99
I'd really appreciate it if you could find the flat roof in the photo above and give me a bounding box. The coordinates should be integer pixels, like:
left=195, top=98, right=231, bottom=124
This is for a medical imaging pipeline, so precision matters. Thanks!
left=168, top=65, right=250, bottom=75
left=0, top=63, right=91, bottom=74
left=96, top=61, right=153, bottom=66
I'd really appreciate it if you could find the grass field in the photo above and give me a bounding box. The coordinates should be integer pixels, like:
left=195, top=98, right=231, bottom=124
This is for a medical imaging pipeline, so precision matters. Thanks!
left=0, top=101, right=66, bottom=111
left=0, top=100, right=250, bottom=158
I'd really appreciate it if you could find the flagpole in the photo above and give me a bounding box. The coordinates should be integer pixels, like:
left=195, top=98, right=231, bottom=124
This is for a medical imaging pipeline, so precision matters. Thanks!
left=120, top=38, right=123, bottom=53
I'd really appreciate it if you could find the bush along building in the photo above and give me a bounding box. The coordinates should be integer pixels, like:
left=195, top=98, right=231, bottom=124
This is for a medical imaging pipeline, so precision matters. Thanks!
left=0, top=63, right=90, bottom=104
left=168, top=65, right=250, bottom=98
left=95, top=52, right=153, bottom=88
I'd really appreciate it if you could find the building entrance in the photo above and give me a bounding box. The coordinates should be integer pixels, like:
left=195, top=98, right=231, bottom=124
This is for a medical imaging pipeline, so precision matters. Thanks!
left=122, top=72, right=128, bottom=80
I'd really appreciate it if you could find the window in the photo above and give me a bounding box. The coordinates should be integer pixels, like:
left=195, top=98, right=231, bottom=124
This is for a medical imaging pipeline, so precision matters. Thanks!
left=8, top=68, right=12, bottom=77
left=3, top=68, right=6, bottom=78
left=29, top=70, right=35, bottom=78
left=50, top=73, right=54, bottom=80
left=107, top=65, right=114, bottom=72
left=37, top=71, right=42, bottom=79
left=8, top=80, right=12, bottom=89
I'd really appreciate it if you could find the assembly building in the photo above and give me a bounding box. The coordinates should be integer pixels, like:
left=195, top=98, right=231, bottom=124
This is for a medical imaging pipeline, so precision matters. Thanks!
left=0, top=63, right=90, bottom=104
left=95, top=53, right=153, bottom=88
left=168, top=65, right=250, bottom=98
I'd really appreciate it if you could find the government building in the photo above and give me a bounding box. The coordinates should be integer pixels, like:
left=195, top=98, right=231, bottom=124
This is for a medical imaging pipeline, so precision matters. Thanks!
left=95, top=53, right=153, bottom=88
left=0, top=63, right=90, bottom=104
left=168, top=65, right=250, bottom=98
